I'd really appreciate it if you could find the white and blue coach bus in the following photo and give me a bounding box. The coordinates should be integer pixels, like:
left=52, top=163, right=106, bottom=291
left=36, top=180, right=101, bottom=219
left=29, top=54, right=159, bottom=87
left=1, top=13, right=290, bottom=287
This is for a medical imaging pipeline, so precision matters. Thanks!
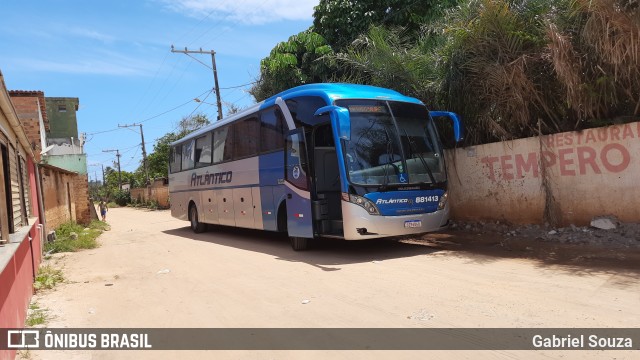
left=169, top=83, right=462, bottom=250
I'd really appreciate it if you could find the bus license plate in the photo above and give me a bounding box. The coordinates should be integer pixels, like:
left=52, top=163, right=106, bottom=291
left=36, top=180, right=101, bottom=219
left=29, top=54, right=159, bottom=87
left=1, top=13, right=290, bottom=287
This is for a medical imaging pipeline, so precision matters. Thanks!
left=404, top=220, right=422, bottom=228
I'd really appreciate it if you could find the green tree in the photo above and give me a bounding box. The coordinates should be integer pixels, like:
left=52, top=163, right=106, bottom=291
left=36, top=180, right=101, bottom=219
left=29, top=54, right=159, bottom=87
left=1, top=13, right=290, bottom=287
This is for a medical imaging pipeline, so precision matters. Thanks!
left=249, top=29, right=335, bottom=101
left=134, top=113, right=211, bottom=181
left=313, top=0, right=458, bottom=50
left=333, top=26, right=441, bottom=102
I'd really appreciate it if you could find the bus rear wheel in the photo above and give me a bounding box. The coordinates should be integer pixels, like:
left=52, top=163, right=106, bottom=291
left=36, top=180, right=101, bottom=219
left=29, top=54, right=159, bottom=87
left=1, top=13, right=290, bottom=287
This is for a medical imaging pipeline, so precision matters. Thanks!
left=189, top=205, right=206, bottom=233
left=290, top=237, right=310, bottom=251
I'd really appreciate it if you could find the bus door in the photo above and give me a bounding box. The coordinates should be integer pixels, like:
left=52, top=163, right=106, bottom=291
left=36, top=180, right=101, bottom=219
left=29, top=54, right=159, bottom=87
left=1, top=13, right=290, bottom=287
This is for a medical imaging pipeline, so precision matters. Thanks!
left=284, top=129, right=314, bottom=238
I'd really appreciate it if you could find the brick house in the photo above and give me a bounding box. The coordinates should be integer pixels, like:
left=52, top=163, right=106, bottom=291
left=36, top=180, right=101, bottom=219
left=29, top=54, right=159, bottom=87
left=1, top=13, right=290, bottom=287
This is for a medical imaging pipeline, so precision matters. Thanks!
left=0, top=71, right=45, bottom=360
left=9, top=91, right=93, bottom=227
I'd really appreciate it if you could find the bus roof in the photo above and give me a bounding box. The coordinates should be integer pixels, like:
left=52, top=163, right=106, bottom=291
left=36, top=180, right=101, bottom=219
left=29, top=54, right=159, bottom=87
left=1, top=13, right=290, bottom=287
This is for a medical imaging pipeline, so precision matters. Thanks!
left=171, top=83, right=423, bottom=145
left=262, top=83, right=423, bottom=105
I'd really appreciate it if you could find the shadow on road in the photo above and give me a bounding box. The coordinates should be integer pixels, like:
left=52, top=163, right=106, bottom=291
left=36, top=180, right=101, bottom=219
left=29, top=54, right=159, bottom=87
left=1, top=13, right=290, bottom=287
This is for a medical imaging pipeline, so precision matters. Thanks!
left=163, top=224, right=640, bottom=279
left=410, top=231, right=640, bottom=278
left=162, top=226, right=440, bottom=271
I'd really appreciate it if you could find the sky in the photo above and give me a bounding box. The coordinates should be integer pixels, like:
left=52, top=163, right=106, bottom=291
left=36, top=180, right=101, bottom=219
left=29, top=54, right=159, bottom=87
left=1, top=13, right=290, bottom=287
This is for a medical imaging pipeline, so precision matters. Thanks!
left=0, top=0, right=318, bottom=180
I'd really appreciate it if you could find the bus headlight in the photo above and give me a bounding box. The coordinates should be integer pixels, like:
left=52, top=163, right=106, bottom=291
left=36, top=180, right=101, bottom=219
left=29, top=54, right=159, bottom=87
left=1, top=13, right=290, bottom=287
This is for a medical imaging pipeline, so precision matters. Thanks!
left=437, top=192, right=448, bottom=210
left=343, top=193, right=380, bottom=215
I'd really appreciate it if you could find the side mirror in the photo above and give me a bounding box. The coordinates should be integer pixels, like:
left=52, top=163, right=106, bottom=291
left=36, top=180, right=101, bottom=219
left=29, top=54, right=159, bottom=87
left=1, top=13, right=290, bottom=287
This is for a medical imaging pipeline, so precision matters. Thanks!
left=314, top=105, right=351, bottom=140
left=430, top=111, right=463, bottom=143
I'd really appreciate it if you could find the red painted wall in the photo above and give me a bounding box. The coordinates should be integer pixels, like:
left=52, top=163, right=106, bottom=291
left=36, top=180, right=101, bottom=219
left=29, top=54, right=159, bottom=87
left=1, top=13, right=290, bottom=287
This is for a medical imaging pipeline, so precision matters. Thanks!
left=0, top=160, right=42, bottom=360
left=0, top=238, right=33, bottom=360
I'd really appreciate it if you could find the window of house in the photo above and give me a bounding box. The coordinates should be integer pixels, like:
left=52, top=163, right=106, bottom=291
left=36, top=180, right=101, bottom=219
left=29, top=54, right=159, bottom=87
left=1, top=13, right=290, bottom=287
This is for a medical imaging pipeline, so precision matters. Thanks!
left=0, top=144, right=13, bottom=240
left=58, top=104, right=67, bottom=112
left=234, top=117, right=259, bottom=159
left=213, top=126, right=234, bottom=163
left=260, top=108, right=286, bottom=153
left=18, top=156, right=29, bottom=221
left=195, top=133, right=212, bottom=167
left=181, top=140, right=195, bottom=171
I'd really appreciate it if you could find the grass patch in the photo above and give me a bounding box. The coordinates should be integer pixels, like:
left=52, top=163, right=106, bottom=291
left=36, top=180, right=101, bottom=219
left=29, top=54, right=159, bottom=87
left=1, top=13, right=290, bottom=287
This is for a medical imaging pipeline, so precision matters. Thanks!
left=107, top=202, right=119, bottom=208
left=25, top=303, right=49, bottom=326
left=44, top=220, right=108, bottom=254
left=34, top=265, right=64, bottom=290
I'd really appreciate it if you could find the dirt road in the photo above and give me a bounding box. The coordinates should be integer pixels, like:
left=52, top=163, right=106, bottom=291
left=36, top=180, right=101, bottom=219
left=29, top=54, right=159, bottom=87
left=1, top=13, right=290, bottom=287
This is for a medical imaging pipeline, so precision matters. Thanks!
left=28, top=208, right=639, bottom=359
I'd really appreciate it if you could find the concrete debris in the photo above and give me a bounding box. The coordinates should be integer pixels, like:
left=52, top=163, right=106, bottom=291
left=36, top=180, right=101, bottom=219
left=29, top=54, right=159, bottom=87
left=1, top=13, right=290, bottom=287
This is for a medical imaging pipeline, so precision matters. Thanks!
left=590, top=216, right=618, bottom=230
left=409, top=309, right=435, bottom=321
left=301, top=299, right=310, bottom=304
left=157, top=269, right=170, bottom=274
left=449, top=218, right=640, bottom=248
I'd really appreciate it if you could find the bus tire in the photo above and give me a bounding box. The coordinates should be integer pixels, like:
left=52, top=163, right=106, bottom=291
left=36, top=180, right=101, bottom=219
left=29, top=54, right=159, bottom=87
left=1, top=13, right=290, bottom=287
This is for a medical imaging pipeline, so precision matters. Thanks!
left=189, top=205, right=206, bottom=233
left=290, top=237, right=310, bottom=251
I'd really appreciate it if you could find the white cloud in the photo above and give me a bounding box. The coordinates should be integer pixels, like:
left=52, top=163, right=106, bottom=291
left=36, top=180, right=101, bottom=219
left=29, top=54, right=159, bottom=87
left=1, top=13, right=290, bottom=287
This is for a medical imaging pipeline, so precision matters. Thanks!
left=66, top=28, right=116, bottom=43
left=159, top=0, right=317, bottom=25
left=10, top=55, right=154, bottom=77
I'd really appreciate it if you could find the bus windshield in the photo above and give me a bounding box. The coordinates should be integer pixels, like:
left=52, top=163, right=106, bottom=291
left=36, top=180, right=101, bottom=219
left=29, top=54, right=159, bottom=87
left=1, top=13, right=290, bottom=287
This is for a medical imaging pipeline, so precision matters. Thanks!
left=336, top=99, right=445, bottom=187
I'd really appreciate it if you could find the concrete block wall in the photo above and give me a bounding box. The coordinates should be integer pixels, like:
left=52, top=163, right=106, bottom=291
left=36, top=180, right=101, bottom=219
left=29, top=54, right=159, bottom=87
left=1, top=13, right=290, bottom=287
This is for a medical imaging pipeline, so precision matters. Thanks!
left=73, top=174, right=93, bottom=224
left=446, top=121, right=640, bottom=226
left=39, top=167, right=76, bottom=230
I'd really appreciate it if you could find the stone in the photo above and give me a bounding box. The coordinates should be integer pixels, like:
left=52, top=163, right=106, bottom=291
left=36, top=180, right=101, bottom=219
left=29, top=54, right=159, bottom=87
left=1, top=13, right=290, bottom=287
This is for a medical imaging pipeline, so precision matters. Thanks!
left=590, top=216, right=618, bottom=230
left=548, top=230, right=557, bottom=235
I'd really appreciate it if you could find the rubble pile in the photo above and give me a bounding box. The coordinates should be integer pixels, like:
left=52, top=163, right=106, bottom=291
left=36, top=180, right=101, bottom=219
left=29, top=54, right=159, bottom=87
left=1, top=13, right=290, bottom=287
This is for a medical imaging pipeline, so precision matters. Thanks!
left=449, top=216, right=640, bottom=248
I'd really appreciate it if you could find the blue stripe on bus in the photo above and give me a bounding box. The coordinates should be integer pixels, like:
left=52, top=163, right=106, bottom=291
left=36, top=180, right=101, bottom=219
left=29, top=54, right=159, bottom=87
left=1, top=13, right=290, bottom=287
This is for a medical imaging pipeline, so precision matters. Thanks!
left=258, top=151, right=285, bottom=231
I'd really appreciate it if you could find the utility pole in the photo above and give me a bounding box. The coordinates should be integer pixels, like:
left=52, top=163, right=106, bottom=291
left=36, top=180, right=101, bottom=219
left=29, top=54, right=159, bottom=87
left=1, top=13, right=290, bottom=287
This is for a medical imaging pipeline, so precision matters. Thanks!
left=102, top=149, right=121, bottom=190
left=101, top=164, right=105, bottom=185
left=119, top=123, right=149, bottom=185
left=171, top=45, right=223, bottom=120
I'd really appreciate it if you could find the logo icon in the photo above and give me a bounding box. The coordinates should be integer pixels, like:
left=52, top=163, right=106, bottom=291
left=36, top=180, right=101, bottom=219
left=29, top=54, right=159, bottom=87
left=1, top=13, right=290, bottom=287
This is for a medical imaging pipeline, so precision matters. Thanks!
left=7, top=330, right=39, bottom=349
left=399, top=173, right=407, bottom=183
left=292, top=165, right=300, bottom=180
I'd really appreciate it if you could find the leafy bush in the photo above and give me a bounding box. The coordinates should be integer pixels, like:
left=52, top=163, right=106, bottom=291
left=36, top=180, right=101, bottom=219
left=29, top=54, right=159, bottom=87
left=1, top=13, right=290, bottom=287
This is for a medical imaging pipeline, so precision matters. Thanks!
left=44, top=221, right=106, bottom=254
left=26, top=303, right=49, bottom=326
left=112, top=189, right=131, bottom=206
left=34, top=265, right=64, bottom=290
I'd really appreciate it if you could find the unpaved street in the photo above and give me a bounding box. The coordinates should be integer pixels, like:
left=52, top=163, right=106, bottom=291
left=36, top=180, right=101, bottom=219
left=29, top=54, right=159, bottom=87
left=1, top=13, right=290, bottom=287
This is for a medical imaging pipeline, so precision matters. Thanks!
left=30, top=207, right=640, bottom=359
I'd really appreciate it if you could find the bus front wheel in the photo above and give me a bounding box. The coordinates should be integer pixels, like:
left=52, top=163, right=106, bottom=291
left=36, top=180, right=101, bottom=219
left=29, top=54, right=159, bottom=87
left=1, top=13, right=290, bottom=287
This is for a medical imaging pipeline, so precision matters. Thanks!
left=290, top=237, right=310, bottom=251
left=189, top=205, right=206, bottom=233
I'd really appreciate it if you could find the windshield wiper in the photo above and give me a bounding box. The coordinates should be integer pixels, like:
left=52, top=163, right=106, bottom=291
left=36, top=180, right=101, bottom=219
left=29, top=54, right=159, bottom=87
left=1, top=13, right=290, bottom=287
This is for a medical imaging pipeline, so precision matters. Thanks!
left=402, top=128, right=437, bottom=185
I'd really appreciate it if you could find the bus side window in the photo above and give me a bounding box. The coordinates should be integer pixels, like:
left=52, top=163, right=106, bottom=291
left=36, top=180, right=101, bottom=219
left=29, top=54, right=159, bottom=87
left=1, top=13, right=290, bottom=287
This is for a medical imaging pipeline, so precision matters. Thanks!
left=285, top=96, right=328, bottom=127
left=234, top=117, right=259, bottom=159
left=195, top=132, right=212, bottom=167
left=181, top=139, right=195, bottom=171
left=169, top=145, right=182, bottom=173
left=213, top=126, right=234, bottom=163
left=260, top=107, right=285, bottom=152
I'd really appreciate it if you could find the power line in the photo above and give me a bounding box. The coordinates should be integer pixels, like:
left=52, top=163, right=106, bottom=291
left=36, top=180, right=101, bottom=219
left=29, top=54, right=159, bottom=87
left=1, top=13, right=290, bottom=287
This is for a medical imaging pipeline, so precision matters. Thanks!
left=171, top=46, right=224, bottom=120
left=187, top=0, right=246, bottom=47
left=203, top=0, right=270, bottom=47
left=139, top=87, right=211, bottom=123
left=220, top=81, right=256, bottom=90
left=86, top=88, right=212, bottom=135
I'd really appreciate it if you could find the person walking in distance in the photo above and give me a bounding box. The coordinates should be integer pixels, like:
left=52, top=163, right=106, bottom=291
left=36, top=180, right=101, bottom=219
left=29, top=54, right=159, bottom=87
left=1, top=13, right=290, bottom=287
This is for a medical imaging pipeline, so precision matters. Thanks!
left=99, top=200, right=108, bottom=221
